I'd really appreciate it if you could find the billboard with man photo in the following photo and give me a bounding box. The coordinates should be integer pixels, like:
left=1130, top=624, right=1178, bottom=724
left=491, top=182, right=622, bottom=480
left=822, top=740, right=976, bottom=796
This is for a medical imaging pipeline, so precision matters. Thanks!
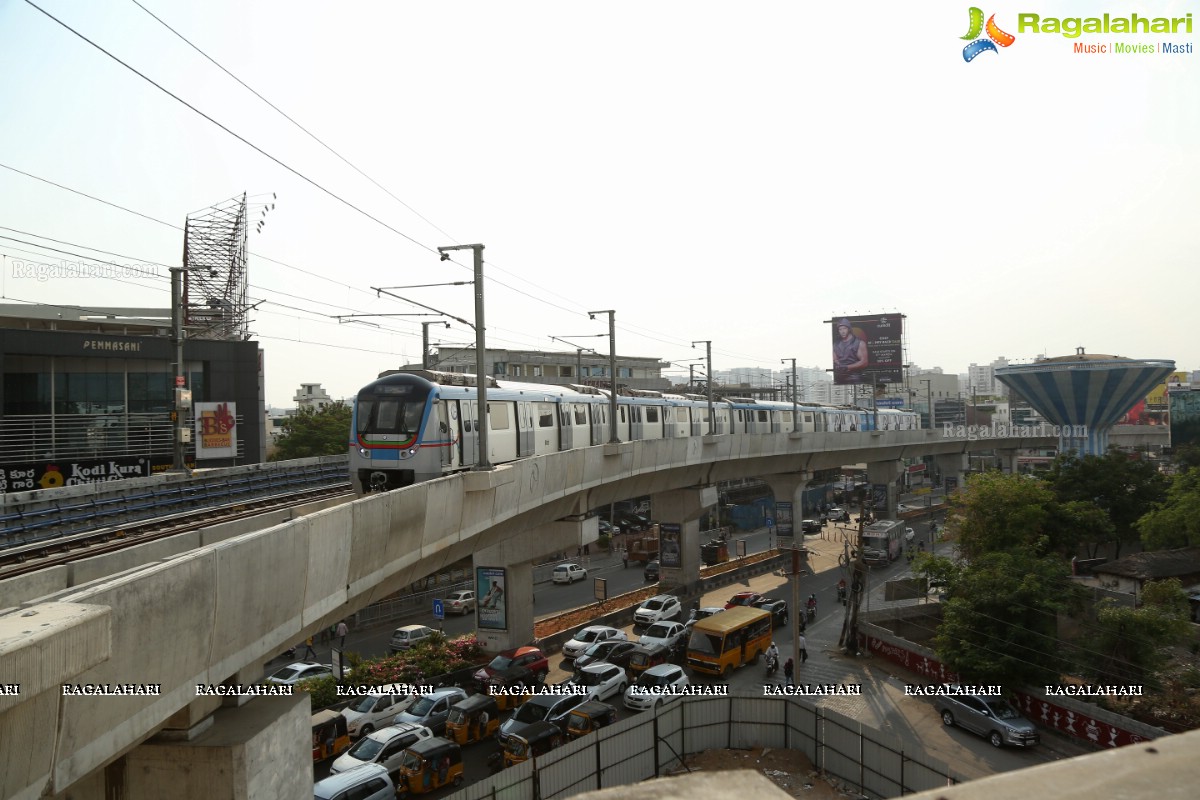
left=832, top=314, right=903, bottom=385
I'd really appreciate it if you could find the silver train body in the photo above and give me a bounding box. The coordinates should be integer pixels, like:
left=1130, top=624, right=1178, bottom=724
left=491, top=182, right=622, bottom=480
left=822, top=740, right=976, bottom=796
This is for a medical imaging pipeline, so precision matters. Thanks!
left=349, top=370, right=920, bottom=494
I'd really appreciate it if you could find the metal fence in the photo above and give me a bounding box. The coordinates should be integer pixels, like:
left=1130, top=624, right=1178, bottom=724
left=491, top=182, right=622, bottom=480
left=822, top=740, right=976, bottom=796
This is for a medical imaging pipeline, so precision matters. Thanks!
left=445, top=692, right=962, bottom=800
left=0, top=412, right=245, bottom=462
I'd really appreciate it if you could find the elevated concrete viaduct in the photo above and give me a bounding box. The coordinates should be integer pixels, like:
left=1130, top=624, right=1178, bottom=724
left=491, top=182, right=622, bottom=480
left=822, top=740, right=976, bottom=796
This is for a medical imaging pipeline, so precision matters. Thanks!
left=0, top=429, right=1055, bottom=800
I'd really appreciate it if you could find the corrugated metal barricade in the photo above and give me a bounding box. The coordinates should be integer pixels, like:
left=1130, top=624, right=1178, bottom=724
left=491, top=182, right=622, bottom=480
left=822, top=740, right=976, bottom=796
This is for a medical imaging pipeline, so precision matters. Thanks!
left=441, top=692, right=963, bottom=800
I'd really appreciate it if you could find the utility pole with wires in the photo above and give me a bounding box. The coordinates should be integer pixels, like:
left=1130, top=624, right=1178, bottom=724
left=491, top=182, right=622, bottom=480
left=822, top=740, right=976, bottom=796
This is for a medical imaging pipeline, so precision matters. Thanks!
left=838, top=494, right=870, bottom=655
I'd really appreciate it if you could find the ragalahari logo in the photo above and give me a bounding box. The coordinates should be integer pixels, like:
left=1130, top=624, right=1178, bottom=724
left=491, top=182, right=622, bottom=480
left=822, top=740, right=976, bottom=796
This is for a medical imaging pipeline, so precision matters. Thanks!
left=962, top=7, right=1015, bottom=61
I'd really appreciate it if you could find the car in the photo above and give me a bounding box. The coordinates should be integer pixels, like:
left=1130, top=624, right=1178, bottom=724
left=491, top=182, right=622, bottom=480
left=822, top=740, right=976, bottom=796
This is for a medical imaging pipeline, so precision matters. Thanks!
left=634, top=594, right=682, bottom=626
left=935, top=689, right=1040, bottom=748
left=638, top=621, right=687, bottom=652
left=444, top=590, right=476, bottom=615
left=753, top=598, right=789, bottom=628
left=827, top=506, right=845, bottom=518
left=329, top=722, right=433, bottom=777
left=597, top=518, right=617, bottom=537
left=472, top=646, right=549, bottom=688
left=340, top=685, right=417, bottom=738
left=801, top=519, right=823, bottom=534
left=314, top=763, right=394, bottom=800
left=602, top=509, right=650, bottom=534
left=643, top=559, right=660, bottom=582
left=562, top=625, right=628, bottom=660
left=497, top=692, right=589, bottom=746
left=724, top=591, right=763, bottom=609
left=573, top=640, right=641, bottom=672
left=552, top=563, right=588, bottom=584
left=388, top=624, right=435, bottom=654
left=392, top=687, right=468, bottom=737
left=693, top=606, right=725, bottom=621
left=623, top=663, right=690, bottom=711
left=557, top=662, right=627, bottom=702
left=264, top=661, right=332, bottom=686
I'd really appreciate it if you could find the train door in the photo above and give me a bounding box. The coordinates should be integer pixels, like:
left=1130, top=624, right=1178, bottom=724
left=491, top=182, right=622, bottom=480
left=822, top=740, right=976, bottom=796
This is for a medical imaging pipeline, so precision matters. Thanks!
left=559, top=404, right=576, bottom=450
left=590, top=402, right=606, bottom=445
left=437, top=400, right=458, bottom=472
left=516, top=401, right=534, bottom=457
left=629, top=404, right=641, bottom=441
left=460, top=400, right=479, bottom=466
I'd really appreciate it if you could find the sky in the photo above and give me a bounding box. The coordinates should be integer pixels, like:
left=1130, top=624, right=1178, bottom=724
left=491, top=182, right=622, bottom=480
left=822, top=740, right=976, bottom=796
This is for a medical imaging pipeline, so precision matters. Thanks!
left=0, top=0, right=1196, bottom=407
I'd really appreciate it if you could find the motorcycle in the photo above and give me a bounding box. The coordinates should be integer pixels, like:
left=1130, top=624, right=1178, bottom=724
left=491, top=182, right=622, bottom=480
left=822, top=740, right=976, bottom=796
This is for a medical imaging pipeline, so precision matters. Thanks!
left=836, top=585, right=847, bottom=605
left=806, top=603, right=816, bottom=622
left=765, top=654, right=779, bottom=679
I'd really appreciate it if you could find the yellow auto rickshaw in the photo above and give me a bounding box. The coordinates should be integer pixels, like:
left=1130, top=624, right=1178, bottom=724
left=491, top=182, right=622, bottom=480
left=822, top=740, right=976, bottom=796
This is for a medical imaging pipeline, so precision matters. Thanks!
left=626, top=643, right=672, bottom=680
left=444, top=693, right=500, bottom=745
left=486, top=665, right=536, bottom=712
left=501, top=720, right=563, bottom=768
left=311, top=710, right=350, bottom=762
left=395, top=736, right=463, bottom=797
left=565, top=700, right=617, bottom=740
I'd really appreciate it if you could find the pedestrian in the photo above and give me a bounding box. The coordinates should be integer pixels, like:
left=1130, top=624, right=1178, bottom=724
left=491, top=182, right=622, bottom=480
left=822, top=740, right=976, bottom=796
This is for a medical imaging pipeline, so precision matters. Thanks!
left=622, top=549, right=628, bottom=569
left=783, top=657, right=794, bottom=686
left=302, top=636, right=317, bottom=659
left=336, top=620, right=349, bottom=650
left=798, top=633, right=808, bottom=664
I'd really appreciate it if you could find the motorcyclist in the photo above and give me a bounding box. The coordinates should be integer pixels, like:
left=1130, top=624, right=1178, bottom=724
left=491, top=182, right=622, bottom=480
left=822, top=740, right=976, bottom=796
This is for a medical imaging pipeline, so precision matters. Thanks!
left=836, top=578, right=847, bottom=604
left=765, top=642, right=780, bottom=675
left=806, top=594, right=817, bottom=619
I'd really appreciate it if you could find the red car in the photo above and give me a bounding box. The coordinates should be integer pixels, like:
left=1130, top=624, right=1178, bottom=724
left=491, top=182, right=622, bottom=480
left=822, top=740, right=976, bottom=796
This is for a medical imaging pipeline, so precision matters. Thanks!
left=472, top=646, right=549, bottom=688
left=724, top=592, right=763, bottom=610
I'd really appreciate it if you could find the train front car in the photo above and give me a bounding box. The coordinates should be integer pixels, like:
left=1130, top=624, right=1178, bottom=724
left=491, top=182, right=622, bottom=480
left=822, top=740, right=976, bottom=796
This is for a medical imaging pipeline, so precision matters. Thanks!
left=350, top=372, right=444, bottom=494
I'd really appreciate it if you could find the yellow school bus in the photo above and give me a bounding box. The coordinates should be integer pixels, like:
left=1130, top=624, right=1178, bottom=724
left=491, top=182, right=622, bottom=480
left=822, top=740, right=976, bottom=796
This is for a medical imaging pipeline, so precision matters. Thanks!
left=684, top=606, right=772, bottom=678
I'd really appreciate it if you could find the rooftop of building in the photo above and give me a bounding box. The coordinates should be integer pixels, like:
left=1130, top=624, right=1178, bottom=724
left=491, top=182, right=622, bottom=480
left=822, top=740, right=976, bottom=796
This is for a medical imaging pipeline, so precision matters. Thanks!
left=1091, top=547, right=1200, bottom=581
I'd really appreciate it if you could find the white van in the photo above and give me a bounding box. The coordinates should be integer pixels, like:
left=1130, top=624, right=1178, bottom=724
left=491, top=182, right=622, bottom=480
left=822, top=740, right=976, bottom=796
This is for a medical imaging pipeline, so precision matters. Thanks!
left=340, top=685, right=417, bottom=738
left=388, top=625, right=434, bottom=654
left=313, top=763, right=393, bottom=800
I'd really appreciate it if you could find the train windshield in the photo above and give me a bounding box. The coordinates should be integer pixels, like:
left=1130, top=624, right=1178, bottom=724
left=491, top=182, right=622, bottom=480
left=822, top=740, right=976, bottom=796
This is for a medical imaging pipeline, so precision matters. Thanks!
left=356, top=385, right=430, bottom=435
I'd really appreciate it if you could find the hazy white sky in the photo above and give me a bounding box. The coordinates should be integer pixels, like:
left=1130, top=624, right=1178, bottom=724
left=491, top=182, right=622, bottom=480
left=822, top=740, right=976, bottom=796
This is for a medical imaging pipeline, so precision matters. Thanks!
left=1, top=0, right=1196, bottom=405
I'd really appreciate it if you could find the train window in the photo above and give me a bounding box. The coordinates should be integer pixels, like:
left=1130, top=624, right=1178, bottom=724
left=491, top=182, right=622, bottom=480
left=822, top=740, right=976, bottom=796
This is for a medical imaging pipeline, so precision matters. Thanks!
left=374, top=398, right=419, bottom=434
left=646, top=406, right=659, bottom=423
left=620, top=407, right=626, bottom=423
left=537, top=403, right=555, bottom=428
left=356, top=400, right=374, bottom=433
left=561, top=407, right=571, bottom=425
left=490, top=403, right=511, bottom=430
left=574, top=406, right=587, bottom=425
left=757, top=410, right=767, bottom=423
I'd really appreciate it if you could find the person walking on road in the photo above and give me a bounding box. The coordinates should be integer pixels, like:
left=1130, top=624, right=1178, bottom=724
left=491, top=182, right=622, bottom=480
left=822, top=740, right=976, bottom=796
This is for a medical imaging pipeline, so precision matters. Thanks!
left=783, top=657, right=795, bottom=686
left=335, top=620, right=349, bottom=650
left=302, top=636, right=317, bottom=659
left=798, top=633, right=808, bottom=664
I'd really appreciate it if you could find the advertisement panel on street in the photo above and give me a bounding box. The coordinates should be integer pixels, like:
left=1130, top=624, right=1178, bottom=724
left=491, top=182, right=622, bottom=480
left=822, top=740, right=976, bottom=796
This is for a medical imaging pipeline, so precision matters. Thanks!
left=832, top=314, right=903, bottom=385
left=195, top=402, right=238, bottom=459
left=476, top=567, right=508, bottom=630
left=659, top=523, right=682, bottom=568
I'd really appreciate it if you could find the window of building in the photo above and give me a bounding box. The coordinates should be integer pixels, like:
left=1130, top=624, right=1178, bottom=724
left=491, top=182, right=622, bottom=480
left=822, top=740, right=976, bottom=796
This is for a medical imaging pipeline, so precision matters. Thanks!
left=618, top=367, right=632, bottom=378
left=532, top=365, right=542, bottom=377
left=559, top=366, right=573, bottom=378
left=511, top=365, right=523, bottom=377
left=3, top=356, right=51, bottom=414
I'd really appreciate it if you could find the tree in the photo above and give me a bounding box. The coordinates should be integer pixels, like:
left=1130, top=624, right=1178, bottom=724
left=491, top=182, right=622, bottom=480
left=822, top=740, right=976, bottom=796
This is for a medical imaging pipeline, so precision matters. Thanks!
left=948, top=472, right=1056, bottom=560
left=1077, top=579, right=1192, bottom=687
left=270, top=402, right=352, bottom=461
left=934, top=551, right=1082, bottom=687
left=1046, top=451, right=1169, bottom=558
left=1136, top=468, right=1200, bottom=550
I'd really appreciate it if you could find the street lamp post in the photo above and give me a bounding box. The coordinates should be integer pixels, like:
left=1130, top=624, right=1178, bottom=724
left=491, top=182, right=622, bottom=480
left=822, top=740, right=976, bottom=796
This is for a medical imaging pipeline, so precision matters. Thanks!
left=549, top=335, right=604, bottom=382
left=438, top=244, right=492, bottom=470
left=169, top=267, right=188, bottom=472
left=781, top=358, right=798, bottom=432
left=692, top=340, right=714, bottom=435
left=922, top=379, right=933, bottom=431
left=588, top=310, right=620, bottom=443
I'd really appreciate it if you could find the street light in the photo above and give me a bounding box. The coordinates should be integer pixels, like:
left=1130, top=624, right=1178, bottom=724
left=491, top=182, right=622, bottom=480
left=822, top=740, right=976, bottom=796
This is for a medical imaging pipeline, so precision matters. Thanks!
left=438, top=244, right=492, bottom=470
left=588, top=310, right=620, bottom=443
left=921, top=379, right=933, bottom=431
left=692, top=341, right=714, bottom=435
left=781, top=358, right=798, bottom=432
left=422, top=320, right=450, bottom=368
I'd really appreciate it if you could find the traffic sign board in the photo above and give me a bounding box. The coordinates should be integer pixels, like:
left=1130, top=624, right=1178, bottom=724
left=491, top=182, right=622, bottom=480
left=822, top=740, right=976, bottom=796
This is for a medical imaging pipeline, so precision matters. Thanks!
left=766, top=517, right=775, bottom=528
left=432, top=599, right=444, bottom=620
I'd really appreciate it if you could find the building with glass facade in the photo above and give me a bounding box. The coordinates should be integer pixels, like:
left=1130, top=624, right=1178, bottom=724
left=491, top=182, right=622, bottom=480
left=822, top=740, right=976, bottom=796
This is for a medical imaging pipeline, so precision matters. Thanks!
left=0, top=306, right=264, bottom=491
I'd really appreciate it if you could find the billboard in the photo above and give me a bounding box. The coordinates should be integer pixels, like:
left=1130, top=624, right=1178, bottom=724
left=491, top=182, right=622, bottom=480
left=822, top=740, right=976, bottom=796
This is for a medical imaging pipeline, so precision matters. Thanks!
left=659, top=523, right=681, bottom=568
left=832, top=314, right=903, bottom=385
left=195, top=402, right=237, bottom=459
left=476, top=567, right=508, bottom=630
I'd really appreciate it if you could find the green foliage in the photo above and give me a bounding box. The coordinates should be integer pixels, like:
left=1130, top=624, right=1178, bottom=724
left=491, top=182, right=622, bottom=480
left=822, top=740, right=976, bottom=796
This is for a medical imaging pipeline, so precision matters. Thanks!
left=1077, top=579, right=1192, bottom=687
left=270, top=402, right=353, bottom=461
left=949, top=472, right=1056, bottom=560
left=1137, top=468, right=1200, bottom=550
left=596, top=533, right=611, bottom=550
left=342, top=634, right=484, bottom=688
left=1173, top=445, right=1200, bottom=471
left=295, top=674, right=338, bottom=709
left=1046, top=451, right=1169, bottom=557
left=933, top=552, right=1081, bottom=687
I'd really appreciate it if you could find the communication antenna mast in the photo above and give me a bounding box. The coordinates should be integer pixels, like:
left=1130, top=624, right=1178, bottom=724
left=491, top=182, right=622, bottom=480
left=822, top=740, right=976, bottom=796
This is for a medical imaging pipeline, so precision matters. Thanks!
left=183, top=192, right=272, bottom=340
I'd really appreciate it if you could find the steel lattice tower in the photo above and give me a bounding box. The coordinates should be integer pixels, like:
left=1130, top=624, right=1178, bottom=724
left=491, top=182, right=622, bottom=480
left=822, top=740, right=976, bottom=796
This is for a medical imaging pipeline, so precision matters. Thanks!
left=182, top=194, right=249, bottom=340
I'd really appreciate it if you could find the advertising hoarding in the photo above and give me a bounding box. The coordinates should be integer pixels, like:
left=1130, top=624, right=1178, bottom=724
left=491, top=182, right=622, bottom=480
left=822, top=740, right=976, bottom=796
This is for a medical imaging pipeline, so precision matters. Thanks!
left=832, top=314, right=903, bottom=385
left=195, top=402, right=237, bottom=459
left=476, top=567, right=508, bottom=630
left=659, top=523, right=681, bottom=568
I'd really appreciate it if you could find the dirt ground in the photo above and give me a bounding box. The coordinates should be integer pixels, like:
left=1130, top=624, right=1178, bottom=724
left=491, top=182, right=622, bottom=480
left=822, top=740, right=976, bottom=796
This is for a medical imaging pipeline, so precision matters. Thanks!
left=673, top=748, right=859, bottom=799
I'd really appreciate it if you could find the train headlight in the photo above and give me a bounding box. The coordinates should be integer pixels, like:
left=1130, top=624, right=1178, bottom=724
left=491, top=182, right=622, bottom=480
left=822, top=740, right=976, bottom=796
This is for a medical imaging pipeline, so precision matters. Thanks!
left=358, top=447, right=370, bottom=457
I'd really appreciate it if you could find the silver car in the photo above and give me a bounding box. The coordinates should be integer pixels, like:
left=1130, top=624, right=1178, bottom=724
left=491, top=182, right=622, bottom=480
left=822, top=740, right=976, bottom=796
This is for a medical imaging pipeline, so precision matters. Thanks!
left=935, top=690, right=1039, bottom=748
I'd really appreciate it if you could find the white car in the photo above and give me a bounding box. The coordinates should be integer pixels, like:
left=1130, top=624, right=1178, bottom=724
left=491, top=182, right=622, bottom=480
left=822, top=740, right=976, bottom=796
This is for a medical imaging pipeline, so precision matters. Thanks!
left=624, top=663, right=690, bottom=711
left=638, top=621, right=687, bottom=652
left=552, top=563, right=588, bottom=584
left=634, top=594, right=682, bottom=626
left=330, top=722, right=432, bottom=776
left=562, top=625, right=628, bottom=660
left=388, top=624, right=435, bottom=653
left=444, top=590, right=476, bottom=615
left=558, top=662, right=627, bottom=702
left=264, top=661, right=332, bottom=686
left=340, top=685, right=417, bottom=738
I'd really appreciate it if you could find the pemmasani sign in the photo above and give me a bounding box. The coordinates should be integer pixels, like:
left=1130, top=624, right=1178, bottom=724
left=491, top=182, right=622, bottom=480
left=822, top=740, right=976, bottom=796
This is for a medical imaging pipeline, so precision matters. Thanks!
left=0, top=456, right=166, bottom=492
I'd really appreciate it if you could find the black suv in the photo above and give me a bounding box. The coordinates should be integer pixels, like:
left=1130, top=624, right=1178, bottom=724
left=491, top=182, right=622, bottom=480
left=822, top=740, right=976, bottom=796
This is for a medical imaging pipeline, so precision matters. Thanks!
left=643, top=559, right=660, bottom=582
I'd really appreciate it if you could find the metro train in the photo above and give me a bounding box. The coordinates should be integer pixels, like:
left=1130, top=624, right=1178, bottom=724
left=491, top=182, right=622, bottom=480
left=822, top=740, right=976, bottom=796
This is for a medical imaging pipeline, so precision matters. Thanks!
left=349, top=370, right=920, bottom=494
